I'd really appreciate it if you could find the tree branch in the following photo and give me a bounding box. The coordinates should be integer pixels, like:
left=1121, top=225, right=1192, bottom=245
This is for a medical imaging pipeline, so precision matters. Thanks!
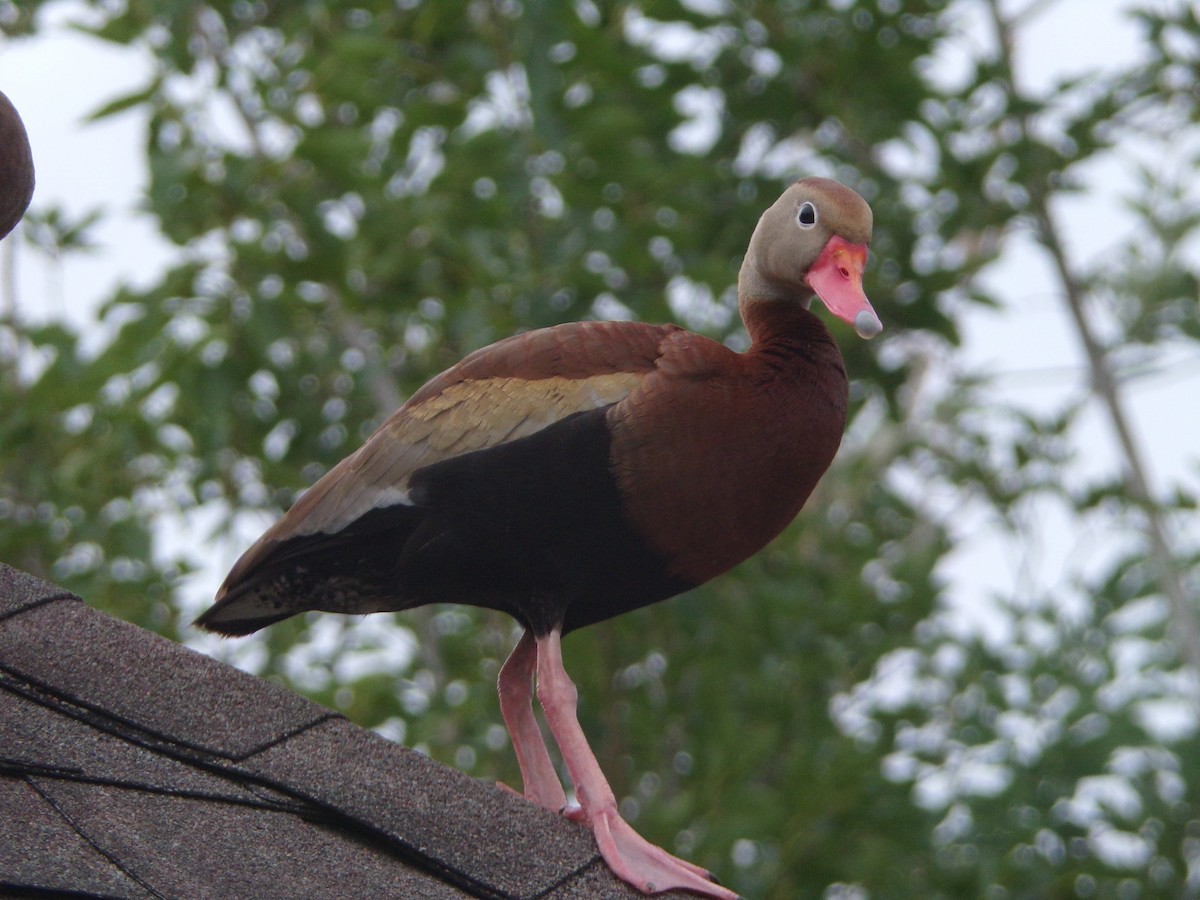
left=985, top=0, right=1200, bottom=676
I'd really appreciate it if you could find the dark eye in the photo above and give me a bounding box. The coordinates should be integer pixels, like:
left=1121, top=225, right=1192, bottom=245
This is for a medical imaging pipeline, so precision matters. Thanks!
left=797, top=201, right=817, bottom=228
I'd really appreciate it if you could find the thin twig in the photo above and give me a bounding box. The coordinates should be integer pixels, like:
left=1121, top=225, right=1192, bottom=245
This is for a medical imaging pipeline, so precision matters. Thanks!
left=985, top=0, right=1200, bottom=676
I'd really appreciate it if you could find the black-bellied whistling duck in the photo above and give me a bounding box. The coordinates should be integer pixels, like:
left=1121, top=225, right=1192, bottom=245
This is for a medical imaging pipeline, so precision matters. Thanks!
left=197, top=176, right=880, bottom=897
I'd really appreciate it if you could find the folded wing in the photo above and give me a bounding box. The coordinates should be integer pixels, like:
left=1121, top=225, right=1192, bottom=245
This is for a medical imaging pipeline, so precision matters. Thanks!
left=199, top=320, right=677, bottom=633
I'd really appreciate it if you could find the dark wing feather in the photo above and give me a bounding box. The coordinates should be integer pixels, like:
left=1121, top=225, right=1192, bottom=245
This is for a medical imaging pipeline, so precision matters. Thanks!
left=197, top=320, right=678, bottom=634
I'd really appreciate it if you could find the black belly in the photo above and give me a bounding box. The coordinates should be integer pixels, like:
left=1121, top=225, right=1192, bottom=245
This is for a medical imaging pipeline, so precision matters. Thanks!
left=385, top=407, right=692, bottom=634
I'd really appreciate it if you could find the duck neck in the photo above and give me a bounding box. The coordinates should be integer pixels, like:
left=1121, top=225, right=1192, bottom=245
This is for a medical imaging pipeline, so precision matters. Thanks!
left=739, top=291, right=836, bottom=358
left=736, top=258, right=845, bottom=373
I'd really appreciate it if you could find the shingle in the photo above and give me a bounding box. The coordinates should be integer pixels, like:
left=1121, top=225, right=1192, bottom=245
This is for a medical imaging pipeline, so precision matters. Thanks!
left=0, top=563, right=693, bottom=899
left=239, top=716, right=620, bottom=898
left=0, top=776, right=154, bottom=899
left=0, top=597, right=334, bottom=759
left=550, top=860, right=674, bottom=898
left=0, top=564, right=78, bottom=621
left=0, top=687, right=268, bottom=806
left=30, top=776, right=474, bottom=900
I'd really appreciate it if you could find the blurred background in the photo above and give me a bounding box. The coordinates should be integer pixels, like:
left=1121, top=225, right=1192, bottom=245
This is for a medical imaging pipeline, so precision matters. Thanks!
left=2, top=1, right=1199, bottom=896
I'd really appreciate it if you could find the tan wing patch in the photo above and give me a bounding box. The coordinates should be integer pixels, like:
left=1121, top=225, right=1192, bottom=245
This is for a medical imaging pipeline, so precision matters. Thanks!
left=279, top=371, right=643, bottom=540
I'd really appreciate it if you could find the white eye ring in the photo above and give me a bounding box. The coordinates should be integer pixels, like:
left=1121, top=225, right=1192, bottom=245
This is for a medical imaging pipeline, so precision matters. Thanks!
left=797, top=201, right=818, bottom=229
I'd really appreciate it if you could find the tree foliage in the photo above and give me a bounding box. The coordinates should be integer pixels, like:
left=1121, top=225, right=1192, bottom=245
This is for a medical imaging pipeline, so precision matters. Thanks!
left=3, top=1, right=1199, bottom=896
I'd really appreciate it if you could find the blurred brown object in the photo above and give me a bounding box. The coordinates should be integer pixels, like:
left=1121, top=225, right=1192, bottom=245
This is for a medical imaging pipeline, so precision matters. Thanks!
left=0, top=89, right=34, bottom=241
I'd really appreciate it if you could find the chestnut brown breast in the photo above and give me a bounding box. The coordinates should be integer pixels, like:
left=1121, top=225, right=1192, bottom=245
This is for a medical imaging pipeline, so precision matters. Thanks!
left=609, top=301, right=848, bottom=585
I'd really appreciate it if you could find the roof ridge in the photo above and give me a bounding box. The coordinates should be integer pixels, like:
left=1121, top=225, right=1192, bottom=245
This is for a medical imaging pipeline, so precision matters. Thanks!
left=0, top=661, right=343, bottom=768
left=0, top=663, right=356, bottom=828
left=0, top=586, right=79, bottom=624
left=1, top=562, right=650, bottom=898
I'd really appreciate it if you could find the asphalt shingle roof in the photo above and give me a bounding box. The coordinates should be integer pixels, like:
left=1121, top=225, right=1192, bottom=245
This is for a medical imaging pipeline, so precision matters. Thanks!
left=0, top=562, right=686, bottom=899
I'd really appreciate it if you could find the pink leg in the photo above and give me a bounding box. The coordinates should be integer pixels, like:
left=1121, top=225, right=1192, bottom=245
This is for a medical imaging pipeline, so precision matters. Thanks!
left=534, top=629, right=738, bottom=899
left=497, top=629, right=568, bottom=811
